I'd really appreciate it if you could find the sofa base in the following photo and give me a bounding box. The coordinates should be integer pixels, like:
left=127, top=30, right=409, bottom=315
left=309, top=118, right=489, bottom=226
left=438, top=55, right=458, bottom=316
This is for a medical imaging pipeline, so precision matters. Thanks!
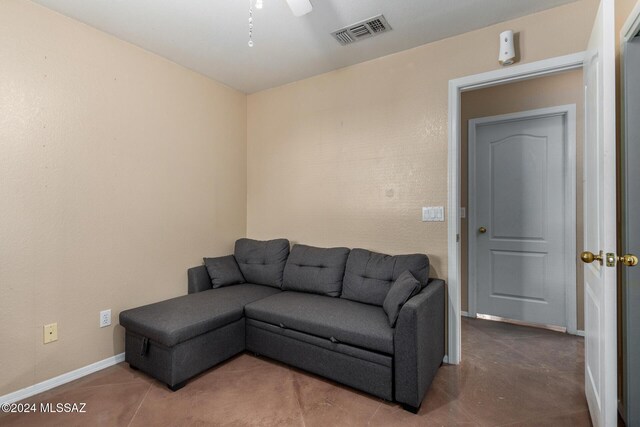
left=402, top=404, right=420, bottom=414
left=125, top=318, right=245, bottom=388
left=167, top=381, right=188, bottom=392
left=246, top=319, right=393, bottom=400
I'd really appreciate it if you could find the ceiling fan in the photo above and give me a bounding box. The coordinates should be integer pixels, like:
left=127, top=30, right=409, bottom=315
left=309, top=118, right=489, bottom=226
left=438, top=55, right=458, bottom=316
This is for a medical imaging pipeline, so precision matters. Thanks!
left=285, top=0, right=313, bottom=17
left=248, top=0, right=312, bottom=47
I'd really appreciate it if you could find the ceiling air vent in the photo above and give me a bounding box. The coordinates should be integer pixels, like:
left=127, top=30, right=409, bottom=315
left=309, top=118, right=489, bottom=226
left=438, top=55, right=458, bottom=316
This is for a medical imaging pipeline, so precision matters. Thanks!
left=334, top=30, right=354, bottom=45
left=331, top=14, right=392, bottom=46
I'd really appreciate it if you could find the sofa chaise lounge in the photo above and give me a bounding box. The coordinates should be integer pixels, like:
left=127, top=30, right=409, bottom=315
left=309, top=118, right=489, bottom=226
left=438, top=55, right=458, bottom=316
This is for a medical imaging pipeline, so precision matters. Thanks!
left=119, top=238, right=445, bottom=413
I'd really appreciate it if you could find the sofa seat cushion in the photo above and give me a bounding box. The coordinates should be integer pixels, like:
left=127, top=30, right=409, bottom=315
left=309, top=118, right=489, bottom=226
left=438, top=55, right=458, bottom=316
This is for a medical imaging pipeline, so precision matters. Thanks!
left=211, top=283, right=282, bottom=306
left=244, top=291, right=394, bottom=355
left=120, top=284, right=280, bottom=347
left=341, top=248, right=429, bottom=306
left=283, top=244, right=350, bottom=296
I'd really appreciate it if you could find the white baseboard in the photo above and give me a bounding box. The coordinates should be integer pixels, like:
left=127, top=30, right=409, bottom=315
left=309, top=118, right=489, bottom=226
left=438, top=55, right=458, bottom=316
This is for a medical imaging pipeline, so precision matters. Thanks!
left=573, top=330, right=585, bottom=337
left=461, top=311, right=473, bottom=318
left=443, top=355, right=449, bottom=364
left=0, top=353, right=125, bottom=405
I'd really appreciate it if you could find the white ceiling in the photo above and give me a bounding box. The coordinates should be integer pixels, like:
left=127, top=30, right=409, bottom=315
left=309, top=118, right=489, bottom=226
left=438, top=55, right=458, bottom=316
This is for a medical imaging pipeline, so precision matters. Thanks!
left=33, top=0, right=578, bottom=93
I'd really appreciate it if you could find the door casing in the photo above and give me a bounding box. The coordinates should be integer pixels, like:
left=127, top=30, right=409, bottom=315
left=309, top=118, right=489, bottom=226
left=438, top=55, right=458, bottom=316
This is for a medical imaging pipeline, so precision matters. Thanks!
left=447, top=52, right=586, bottom=364
left=467, top=106, right=577, bottom=334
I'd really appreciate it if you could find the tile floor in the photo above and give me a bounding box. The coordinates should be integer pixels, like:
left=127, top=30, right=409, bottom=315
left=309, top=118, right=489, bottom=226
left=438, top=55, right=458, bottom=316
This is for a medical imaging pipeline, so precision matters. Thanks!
left=0, top=317, right=589, bottom=426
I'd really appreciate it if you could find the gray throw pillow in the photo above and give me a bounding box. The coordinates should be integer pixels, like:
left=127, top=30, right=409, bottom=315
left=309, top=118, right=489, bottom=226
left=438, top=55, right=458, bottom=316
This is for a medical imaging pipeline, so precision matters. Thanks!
left=203, top=255, right=245, bottom=288
left=383, top=270, right=422, bottom=327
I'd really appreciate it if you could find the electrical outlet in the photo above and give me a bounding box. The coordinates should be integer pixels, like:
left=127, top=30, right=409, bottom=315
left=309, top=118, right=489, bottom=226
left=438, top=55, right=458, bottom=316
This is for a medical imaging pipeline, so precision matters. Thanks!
left=100, top=309, right=111, bottom=328
left=44, top=323, right=58, bottom=344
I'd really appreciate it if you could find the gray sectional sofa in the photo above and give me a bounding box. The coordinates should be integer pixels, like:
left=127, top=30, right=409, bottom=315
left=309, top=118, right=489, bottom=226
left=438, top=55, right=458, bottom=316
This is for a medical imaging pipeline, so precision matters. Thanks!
left=119, top=238, right=445, bottom=413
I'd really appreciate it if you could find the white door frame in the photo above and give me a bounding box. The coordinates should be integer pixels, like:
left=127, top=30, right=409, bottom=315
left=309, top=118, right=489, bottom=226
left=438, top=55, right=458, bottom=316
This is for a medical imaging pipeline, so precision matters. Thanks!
left=621, top=1, right=640, bottom=44
left=447, top=52, right=585, bottom=364
left=467, top=105, right=577, bottom=334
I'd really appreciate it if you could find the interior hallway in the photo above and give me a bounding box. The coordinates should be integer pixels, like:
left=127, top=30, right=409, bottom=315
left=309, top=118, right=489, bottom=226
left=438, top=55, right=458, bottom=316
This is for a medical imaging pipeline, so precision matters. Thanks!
left=0, top=317, right=588, bottom=426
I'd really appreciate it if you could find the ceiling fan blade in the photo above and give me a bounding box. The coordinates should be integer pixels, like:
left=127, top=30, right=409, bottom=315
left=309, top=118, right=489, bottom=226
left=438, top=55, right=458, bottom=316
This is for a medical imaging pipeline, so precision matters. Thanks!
left=285, top=0, right=312, bottom=17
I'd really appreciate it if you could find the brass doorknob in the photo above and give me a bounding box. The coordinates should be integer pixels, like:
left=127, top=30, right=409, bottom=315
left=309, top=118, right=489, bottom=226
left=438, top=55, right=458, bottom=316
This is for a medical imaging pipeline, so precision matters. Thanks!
left=580, top=251, right=603, bottom=264
left=478, top=227, right=487, bottom=234
left=618, top=254, right=639, bottom=267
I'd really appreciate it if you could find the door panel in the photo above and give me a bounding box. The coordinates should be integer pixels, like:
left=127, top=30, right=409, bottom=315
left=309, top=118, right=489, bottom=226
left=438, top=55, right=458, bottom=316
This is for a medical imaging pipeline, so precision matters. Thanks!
left=472, top=113, right=567, bottom=327
left=491, top=135, right=547, bottom=240
left=582, top=1, right=617, bottom=426
left=491, top=250, right=546, bottom=301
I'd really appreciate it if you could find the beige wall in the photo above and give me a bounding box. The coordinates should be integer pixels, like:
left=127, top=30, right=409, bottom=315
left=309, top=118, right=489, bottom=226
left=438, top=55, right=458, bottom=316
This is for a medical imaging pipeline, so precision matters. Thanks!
left=460, top=70, right=585, bottom=330
left=2, top=0, right=630, bottom=399
left=0, top=0, right=247, bottom=396
left=247, top=0, right=599, bottom=280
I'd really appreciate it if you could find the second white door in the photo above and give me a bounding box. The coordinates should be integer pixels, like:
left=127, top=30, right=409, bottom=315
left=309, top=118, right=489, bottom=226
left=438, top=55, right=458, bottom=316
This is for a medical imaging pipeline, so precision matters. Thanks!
left=469, top=106, right=575, bottom=329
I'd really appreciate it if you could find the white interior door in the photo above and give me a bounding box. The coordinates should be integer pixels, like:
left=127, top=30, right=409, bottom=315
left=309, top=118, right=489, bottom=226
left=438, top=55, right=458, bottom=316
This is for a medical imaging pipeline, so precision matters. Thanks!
left=470, top=109, right=571, bottom=328
left=582, top=1, right=617, bottom=426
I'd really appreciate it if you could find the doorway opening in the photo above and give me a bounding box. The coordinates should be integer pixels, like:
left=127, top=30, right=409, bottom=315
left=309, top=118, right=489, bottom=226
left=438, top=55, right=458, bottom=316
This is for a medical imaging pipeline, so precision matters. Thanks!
left=454, top=71, right=588, bottom=422
left=462, top=75, right=583, bottom=335
left=461, top=75, right=585, bottom=336
left=446, top=53, right=586, bottom=365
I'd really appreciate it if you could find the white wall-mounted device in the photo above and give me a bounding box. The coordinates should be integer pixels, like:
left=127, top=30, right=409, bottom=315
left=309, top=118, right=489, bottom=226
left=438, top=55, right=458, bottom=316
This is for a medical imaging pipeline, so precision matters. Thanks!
left=499, top=30, right=516, bottom=66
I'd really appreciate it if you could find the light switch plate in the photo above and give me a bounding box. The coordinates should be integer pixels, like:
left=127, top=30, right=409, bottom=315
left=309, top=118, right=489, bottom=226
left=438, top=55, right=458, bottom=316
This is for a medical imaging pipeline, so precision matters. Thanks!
left=422, top=206, right=445, bottom=222
left=44, top=323, right=58, bottom=344
left=422, top=207, right=430, bottom=221
left=460, top=207, right=466, bottom=219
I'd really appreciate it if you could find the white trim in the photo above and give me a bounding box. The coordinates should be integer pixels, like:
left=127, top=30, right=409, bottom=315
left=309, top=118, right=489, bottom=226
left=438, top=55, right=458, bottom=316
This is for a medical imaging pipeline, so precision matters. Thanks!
left=621, top=0, right=640, bottom=42
left=573, top=330, right=586, bottom=337
left=564, top=105, right=578, bottom=336
left=451, top=52, right=586, bottom=93
left=461, top=310, right=473, bottom=318
left=467, top=108, right=477, bottom=318
left=447, top=52, right=585, bottom=364
left=467, top=105, right=577, bottom=334
left=0, top=353, right=125, bottom=405
left=443, top=355, right=449, bottom=364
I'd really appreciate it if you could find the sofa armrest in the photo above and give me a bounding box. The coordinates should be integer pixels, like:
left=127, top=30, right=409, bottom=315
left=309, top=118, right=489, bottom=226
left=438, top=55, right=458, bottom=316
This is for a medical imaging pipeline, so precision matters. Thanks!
left=394, top=278, right=445, bottom=410
left=188, top=265, right=212, bottom=294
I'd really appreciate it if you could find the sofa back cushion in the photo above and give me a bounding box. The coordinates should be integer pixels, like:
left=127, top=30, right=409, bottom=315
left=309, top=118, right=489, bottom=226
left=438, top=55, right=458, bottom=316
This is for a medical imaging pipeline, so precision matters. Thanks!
left=341, top=248, right=429, bottom=306
left=234, top=238, right=290, bottom=288
left=283, top=245, right=350, bottom=297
